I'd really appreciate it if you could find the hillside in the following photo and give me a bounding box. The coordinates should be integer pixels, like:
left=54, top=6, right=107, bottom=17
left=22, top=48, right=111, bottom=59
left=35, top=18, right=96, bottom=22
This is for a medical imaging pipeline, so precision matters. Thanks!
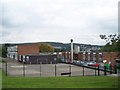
left=2, top=42, right=103, bottom=52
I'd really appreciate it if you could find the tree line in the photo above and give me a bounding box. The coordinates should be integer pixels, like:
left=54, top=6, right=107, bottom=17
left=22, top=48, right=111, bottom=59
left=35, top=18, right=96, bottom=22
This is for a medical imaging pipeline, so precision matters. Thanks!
left=99, top=34, right=120, bottom=52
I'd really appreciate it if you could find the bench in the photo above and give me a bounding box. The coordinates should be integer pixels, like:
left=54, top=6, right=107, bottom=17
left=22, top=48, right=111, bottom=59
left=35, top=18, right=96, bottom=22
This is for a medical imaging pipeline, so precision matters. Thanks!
left=61, top=72, right=71, bottom=76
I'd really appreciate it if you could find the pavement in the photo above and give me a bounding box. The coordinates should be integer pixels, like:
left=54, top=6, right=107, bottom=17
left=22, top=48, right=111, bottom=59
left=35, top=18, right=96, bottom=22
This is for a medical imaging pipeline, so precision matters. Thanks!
left=1, top=58, right=114, bottom=77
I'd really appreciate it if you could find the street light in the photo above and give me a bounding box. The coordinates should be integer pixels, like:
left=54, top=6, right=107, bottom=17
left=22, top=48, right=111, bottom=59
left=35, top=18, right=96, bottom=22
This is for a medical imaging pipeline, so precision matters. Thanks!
left=70, top=39, right=73, bottom=63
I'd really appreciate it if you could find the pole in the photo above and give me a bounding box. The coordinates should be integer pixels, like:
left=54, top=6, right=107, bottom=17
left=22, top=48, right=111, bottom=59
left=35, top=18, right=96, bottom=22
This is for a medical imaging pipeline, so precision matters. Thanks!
left=98, top=66, right=100, bottom=76
left=83, top=66, right=84, bottom=76
left=114, top=64, right=117, bottom=74
left=23, top=62, right=25, bottom=77
left=6, top=62, right=7, bottom=76
left=69, top=64, right=71, bottom=77
left=55, top=62, right=57, bottom=77
left=110, top=64, right=112, bottom=74
left=104, top=65, right=107, bottom=76
left=71, top=39, right=73, bottom=63
left=40, top=62, right=41, bottom=77
left=95, top=66, right=96, bottom=76
left=37, top=59, right=38, bottom=64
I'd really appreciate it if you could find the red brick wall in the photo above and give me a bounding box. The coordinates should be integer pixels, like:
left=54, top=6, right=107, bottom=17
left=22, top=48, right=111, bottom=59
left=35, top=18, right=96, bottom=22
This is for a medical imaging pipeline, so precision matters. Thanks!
left=66, top=52, right=68, bottom=59
left=78, top=52, right=83, bottom=61
left=102, top=52, right=109, bottom=63
left=62, top=52, right=66, bottom=59
left=74, top=53, right=78, bottom=60
left=85, top=52, right=88, bottom=61
left=18, top=44, right=39, bottom=55
left=110, top=52, right=118, bottom=66
left=60, top=52, right=118, bottom=65
left=96, top=52, right=99, bottom=62
left=102, top=52, right=118, bottom=65
left=90, top=52, right=93, bottom=61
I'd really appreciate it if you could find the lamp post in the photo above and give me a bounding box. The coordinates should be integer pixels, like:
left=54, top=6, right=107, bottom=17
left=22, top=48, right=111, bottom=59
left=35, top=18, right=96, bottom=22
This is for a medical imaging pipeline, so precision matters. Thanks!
left=70, top=39, right=73, bottom=63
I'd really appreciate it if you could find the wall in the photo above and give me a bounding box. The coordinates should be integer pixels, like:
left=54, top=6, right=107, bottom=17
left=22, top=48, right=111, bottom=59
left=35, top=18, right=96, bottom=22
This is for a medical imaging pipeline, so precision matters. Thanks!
left=18, top=44, right=39, bottom=55
left=18, top=44, right=39, bottom=61
left=61, top=52, right=119, bottom=65
left=25, top=55, right=57, bottom=64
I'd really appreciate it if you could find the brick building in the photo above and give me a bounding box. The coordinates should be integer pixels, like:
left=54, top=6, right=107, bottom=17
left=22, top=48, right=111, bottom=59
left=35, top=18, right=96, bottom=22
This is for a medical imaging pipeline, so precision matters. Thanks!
left=7, top=43, right=39, bottom=61
left=61, top=52, right=119, bottom=65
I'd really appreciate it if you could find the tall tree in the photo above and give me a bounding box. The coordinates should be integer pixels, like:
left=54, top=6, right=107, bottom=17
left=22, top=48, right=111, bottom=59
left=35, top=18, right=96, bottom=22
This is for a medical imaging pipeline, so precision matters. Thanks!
left=99, top=34, right=120, bottom=52
left=39, top=43, right=54, bottom=53
left=0, top=44, right=7, bottom=58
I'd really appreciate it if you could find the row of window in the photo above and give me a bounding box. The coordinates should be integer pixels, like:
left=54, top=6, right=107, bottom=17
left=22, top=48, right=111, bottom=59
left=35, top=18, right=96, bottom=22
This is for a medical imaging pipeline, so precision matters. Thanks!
left=7, top=46, right=18, bottom=52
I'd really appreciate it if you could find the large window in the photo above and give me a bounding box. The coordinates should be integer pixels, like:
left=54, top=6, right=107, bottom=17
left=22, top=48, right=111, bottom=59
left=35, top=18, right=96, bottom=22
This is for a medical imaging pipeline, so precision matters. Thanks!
left=99, top=53, right=103, bottom=62
left=88, top=52, right=90, bottom=61
left=83, top=52, right=85, bottom=61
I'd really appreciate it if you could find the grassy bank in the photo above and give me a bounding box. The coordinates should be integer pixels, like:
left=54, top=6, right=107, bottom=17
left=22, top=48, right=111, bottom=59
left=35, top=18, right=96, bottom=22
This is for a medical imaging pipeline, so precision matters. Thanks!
left=2, top=72, right=118, bottom=88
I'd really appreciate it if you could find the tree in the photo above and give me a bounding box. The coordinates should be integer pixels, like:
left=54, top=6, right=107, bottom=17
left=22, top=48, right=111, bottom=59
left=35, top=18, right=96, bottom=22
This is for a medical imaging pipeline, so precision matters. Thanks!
left=39, top=43, right=54, bottom=53
left=99, top=34, right=120, bottom=52
left=0, top=44, right=7, bottom=58
left=0, top=44, right=2, bottom=57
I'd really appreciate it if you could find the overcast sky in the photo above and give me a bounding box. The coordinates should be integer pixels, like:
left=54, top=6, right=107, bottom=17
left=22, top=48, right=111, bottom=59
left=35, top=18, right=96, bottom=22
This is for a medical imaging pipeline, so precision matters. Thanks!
left=1, top=0, right=118, bottom=45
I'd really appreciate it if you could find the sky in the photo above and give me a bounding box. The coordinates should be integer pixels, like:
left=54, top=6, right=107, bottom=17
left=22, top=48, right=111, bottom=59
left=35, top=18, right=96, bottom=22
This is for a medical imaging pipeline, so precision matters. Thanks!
left=0, top=0, right=118, bottom=45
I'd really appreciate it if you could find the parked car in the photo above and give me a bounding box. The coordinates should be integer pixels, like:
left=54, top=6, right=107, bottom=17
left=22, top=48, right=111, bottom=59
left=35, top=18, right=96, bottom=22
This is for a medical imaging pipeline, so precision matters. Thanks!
left=79, top=61, right=88, bottom=66
left=82, top=61, right=88, bottom=66
left=66, top=60, right=72, bottom=64
left=60, top=58, right=66, bottom=63
left=73, top=60, right=78, bottom=64
left=87, top=61, right=96, bottom=66
left=91, top=63, right=100, bottom=67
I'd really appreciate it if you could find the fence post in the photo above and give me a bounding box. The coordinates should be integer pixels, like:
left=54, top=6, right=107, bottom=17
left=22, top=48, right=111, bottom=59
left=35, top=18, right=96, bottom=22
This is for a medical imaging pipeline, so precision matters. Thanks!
left=69, top=64, right=71, bottom=77
left=37, top=59, right=38, bottom=64
left=40, top=62, right=42, bottom=77
left=104, top=65, right=107, bottom=76
left=83, top=66, right=84, bottom=76
left=23, top=62, right=25, bottom=77
left=98, top=66, right=100, bottom=76
left=110, top=64, right=112, bottom=74
left=55, top=62, right=57, bottom=77
left=114, top=64, right=117, bottom=74
left=95, top=66, right=96, bottom=76
left=6, top=62, right=7, bottom=76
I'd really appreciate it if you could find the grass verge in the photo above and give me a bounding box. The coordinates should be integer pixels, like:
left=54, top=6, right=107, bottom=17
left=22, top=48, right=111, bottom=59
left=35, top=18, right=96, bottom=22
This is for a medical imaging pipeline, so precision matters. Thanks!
left=2, top=71, right=118, bottom=88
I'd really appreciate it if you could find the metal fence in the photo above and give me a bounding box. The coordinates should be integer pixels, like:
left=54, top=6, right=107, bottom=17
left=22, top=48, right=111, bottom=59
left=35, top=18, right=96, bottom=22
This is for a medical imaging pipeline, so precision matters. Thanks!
left=2, top=61, right=117, bottom=77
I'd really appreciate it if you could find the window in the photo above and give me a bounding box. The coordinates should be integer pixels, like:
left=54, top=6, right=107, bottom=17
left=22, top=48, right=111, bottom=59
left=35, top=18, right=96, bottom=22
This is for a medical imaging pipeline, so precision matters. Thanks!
left=83, top=52, right=85, bottom=60
left=93, top=53, right=96, bottom=61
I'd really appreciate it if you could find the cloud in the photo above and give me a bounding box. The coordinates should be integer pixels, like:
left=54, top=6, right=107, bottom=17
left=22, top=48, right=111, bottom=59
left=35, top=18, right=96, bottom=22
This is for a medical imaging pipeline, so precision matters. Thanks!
left=1, top=0, right=118, bottom=45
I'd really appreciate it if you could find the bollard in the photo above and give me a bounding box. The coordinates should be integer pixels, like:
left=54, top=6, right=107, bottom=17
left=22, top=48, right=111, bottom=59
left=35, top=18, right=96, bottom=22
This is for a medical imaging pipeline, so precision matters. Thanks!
left=83, top=66, right=84, bottom=76
left=6, top=62, right=7, bottom=76
left=104, top=65, right=107, bottom=76
left=98, top=66, right=100, bottom=76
